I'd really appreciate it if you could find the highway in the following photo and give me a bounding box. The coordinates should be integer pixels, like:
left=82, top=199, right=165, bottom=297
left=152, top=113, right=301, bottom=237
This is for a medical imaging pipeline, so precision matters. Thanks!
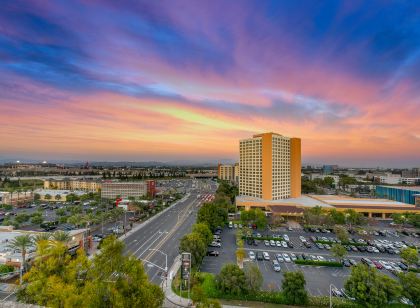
left=122, top=179, right=216, bottom=285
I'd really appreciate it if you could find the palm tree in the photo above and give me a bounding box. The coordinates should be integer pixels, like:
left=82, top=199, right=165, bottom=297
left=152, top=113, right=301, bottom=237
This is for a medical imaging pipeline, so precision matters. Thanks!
left=7, top=234, right=33, bottom=284
left=33, top=232, right=51, bottom=255
left=51, top=230, right=71, bottom=244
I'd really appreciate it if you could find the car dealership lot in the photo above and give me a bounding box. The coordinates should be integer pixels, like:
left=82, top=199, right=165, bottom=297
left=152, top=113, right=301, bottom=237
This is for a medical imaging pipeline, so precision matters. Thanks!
left=200, top=225, right=417, bottom=296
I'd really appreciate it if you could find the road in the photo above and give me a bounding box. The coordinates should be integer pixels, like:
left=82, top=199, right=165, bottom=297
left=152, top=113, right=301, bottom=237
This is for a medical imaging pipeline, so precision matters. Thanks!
left=122, top=180, right=216, bottom=285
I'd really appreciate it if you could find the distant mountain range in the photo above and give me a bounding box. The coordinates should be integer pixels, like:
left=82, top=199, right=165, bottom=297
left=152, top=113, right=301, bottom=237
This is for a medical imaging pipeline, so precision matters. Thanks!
left=0, top=157, right=237, bottom=167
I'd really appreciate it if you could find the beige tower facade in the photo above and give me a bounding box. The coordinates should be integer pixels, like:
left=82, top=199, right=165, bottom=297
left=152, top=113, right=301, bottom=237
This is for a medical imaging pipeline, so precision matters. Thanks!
left=239, top=132, right=301, bottom=200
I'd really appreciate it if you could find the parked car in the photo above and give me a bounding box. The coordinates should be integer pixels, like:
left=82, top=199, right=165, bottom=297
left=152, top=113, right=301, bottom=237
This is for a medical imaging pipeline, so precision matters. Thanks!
left=209, top=242, right=221, bottom=247
left=282, top=253, right=291, bottom=262
left=207, top=251, right=219, bottom=256
left=272, top=260, right=281, bottom=272
left=276, top=254, right=284, bottom=262
left=281, top=241, right=288, bottom=248
left=257, top=252, right=263, bottom=261
left=264, top=240, right=270, bottom=246
left=342, top=259, right=351, bottom=267
left=249, top=251, right=255, bottom=260
left=263, top=252, right=270, bottom=261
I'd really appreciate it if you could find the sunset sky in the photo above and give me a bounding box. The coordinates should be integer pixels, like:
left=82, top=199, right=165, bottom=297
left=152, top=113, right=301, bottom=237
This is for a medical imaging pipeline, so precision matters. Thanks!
left=0, top=1, right=419, bottom=167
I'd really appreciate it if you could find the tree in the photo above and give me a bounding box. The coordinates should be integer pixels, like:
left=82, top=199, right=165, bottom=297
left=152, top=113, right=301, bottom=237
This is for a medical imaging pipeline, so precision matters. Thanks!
left=329, top=209, right=345, bottom=224
left=345, top=264, right=401, bottom=307
left=282, top=271, right=308, bottom=305
left=19, top=236, right=164, bottom=307
left=7, top=234, right=33, bottom=283
left=179, top=232, right=207, bottom=267
left=34, top=193, right=40, bottom=202
left=44, top=194, right=51, bottom=201
left=216, top=264, right=246, bottom=295
left=55, top=194, right=61, bottom=201
left=400, top=272, right=420, bottom=305
left=331, top=244, right=347, bottom=260
left=244, top=263, right=263, bottom=292
left=51, top=230, right=71, bottom=244
left=400, top=247, right=418, bottom=265
left=192, top=223, right=213, bottom=245
left=334, top=225, right=349, bottom=242
left=236, top=248, right=245, bottom=264
left=254, top=209, right=267, bottom=229
left=197, top=203, right=227, bottom=231
left=30, top=215, right=43, bottom=225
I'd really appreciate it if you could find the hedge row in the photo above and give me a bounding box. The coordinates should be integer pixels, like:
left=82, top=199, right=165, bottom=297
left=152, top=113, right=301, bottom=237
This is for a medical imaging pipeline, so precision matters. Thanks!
left=242, top=235, right=284, bottom=241
left=408, top=267, right=420, bottom=273
left=315, top=240, right=368, bottom=247
left=295, top=260, right=343, bottom=267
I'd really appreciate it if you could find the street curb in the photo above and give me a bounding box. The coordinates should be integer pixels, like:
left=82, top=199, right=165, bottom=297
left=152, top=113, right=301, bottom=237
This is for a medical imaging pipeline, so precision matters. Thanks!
left=119, top=193, right=191, bottom=240
left=162, top=255, right=192, bottom=308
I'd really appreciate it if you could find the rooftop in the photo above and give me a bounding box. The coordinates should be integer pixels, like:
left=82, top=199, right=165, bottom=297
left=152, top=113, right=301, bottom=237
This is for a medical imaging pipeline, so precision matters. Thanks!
left=377, top=186, right=420, bottom=192
left=236, top=195, right=333, bottom=208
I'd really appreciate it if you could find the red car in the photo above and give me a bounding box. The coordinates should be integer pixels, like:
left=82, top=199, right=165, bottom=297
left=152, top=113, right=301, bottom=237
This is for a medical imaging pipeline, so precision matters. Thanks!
left=372, top=260, right=383, bottom=269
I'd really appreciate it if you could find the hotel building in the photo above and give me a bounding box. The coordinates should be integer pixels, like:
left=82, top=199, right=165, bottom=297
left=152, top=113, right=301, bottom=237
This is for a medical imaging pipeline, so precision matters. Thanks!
left=101, top=180, right=156, bottom=199
left=217, top=163, right=240, bottom=183
left=239, top=132, right=301, bottom=200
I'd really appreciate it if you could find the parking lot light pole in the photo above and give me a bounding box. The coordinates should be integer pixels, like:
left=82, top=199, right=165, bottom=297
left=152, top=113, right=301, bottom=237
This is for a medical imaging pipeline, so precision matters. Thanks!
left=329, top=283, right=338, bottom=308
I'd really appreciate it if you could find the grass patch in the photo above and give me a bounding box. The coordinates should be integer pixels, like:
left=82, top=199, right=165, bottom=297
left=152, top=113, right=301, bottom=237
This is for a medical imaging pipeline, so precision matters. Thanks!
left=408, top=267, right=420, bottom=273
left=295, top=260, right=343, bottom=267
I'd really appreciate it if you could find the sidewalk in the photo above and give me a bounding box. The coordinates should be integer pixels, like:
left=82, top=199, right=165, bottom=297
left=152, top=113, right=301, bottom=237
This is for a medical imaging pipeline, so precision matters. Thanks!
left=162, top=255, right=192, bottom=308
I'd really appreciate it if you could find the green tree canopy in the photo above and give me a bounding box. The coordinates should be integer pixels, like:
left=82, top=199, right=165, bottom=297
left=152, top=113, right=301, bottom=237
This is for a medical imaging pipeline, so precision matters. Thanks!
left=216, top=264, right=247, bottom=295
left=254, top=209, right=267, bottom=229
left=334, top=225, right=349, bottom=242
left=399, top=272, right=420, bottom=306
left=19, top=236, right=163, bottom=307
left=400, top=247, right=418, bottom=265
left=243, top=263, right=263, bottom=292
left=282, top=271, right=308, bottom=305
left=192, top=223, right=213, bottom=245
left=331, top=244, right=347, bottom=260
left=345, top=264, right=401, bottom=307
left=179, top=232, right=207, bottom=267
left=197, top=202, right=227, bottom=231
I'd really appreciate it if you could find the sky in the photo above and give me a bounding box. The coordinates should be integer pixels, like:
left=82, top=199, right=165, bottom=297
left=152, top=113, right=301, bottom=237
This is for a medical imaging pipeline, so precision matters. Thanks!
left=0, top=0, right=419, bottom=167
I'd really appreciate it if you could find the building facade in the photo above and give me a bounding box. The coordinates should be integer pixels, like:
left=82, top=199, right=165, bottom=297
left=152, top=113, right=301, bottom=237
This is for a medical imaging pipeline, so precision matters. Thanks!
left=0, top=191, right=33, bottom=206
left=101, top=180, right=156, bottom=199
left=44, top=178, right=101, bottom=192
left=375, top=186, right=420, bottom=205
left=239, top=132, right=301, bottom=200
left=217, top=164, right=236, bottom=182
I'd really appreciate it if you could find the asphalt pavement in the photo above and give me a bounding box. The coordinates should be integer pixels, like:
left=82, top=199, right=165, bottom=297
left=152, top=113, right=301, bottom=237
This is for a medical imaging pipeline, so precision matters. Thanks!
left=122, top=180, right=217, bottom=285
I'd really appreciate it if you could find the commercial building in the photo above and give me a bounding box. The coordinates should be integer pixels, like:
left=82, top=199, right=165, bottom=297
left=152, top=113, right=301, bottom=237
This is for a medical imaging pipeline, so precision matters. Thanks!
left=0, top=227, right=89, bottom=268
left=322, top=165, right=338, bottom=175
left=235, top=133, right=420, bottom=219
left=309, top=174, right=340, bottom=187
left=0, top=191, right=33, bottom=206
left=402, top=168, right=420, bottom=178
left=35, top=189, right=86, bottom=202
left=375, top=186, right=420, bottom=205
left=101, top=180, right=156, bottom=199
left=44, top=178, right=101, bottom=192
left=239, top=132, right=301, bottom=200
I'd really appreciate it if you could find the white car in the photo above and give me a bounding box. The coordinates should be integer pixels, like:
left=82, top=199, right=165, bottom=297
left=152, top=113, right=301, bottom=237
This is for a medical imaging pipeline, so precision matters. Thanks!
left=283, top=234, right=289, bottom=242
left=276, top=241, right=281, bottom=247
left=272, top=260, right=281, bottom=272
left=263, top=252, right=270, bottom=260
left=317, top=255, right=325, bottom=261
left=234, top=224, right=238, bottom=228
left=209, top=241, right=221, bottom=247
left=281, top=241, right=288, bottom=248
left=379, top=260, right=392, bottom=270
left=249, top=251, right=256, bottom=260
left=270, top=240, right=276, bottom=246
left=282, top=253, right=291, bottom=263
left=264, top=240, right=270, bottom=246
left=276, top=254, right=284, bottom=262
left=299, top=236, right=306, bottom=241
left=290, top=253, right=297, bottom=261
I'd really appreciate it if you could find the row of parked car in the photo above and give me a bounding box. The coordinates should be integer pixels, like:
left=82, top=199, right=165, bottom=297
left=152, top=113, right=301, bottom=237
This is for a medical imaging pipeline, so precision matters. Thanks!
left=207, top=226, right=223, bottom=257
left=359, top=257, right=409, bottom=275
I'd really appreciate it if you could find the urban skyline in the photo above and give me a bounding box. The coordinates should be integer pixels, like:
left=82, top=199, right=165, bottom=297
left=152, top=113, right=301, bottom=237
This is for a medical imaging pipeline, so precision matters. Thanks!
left=1, top=1, right=419, bottom=167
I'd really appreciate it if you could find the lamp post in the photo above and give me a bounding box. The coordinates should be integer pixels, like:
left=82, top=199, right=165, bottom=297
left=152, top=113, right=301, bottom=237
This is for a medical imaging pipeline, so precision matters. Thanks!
left=329, top=283, right=339, bottom=308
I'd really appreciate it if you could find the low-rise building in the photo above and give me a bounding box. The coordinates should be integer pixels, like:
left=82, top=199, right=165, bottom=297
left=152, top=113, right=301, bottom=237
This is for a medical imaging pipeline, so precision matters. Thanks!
left=375, top=185, right=420, bottom=205
left=0, top=227, right=89, bottom=268
left=309, top=174, right=340, bottom=187
left=44, top=178, right=101, bottom=192
left=35, top=189, right=86, bottom=202
left=0, top=191, right=33, bottom=206
left=101, top=180, right=156, bottom=199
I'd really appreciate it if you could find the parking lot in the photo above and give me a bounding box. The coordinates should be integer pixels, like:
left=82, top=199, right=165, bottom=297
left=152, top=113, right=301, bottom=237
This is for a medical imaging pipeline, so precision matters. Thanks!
left=200, top=224, right=420, bottom=296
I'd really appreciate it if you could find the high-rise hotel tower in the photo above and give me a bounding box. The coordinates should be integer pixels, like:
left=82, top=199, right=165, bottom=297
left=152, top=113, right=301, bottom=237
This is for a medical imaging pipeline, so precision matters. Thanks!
left=239, top=132, right=301, bottom=200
